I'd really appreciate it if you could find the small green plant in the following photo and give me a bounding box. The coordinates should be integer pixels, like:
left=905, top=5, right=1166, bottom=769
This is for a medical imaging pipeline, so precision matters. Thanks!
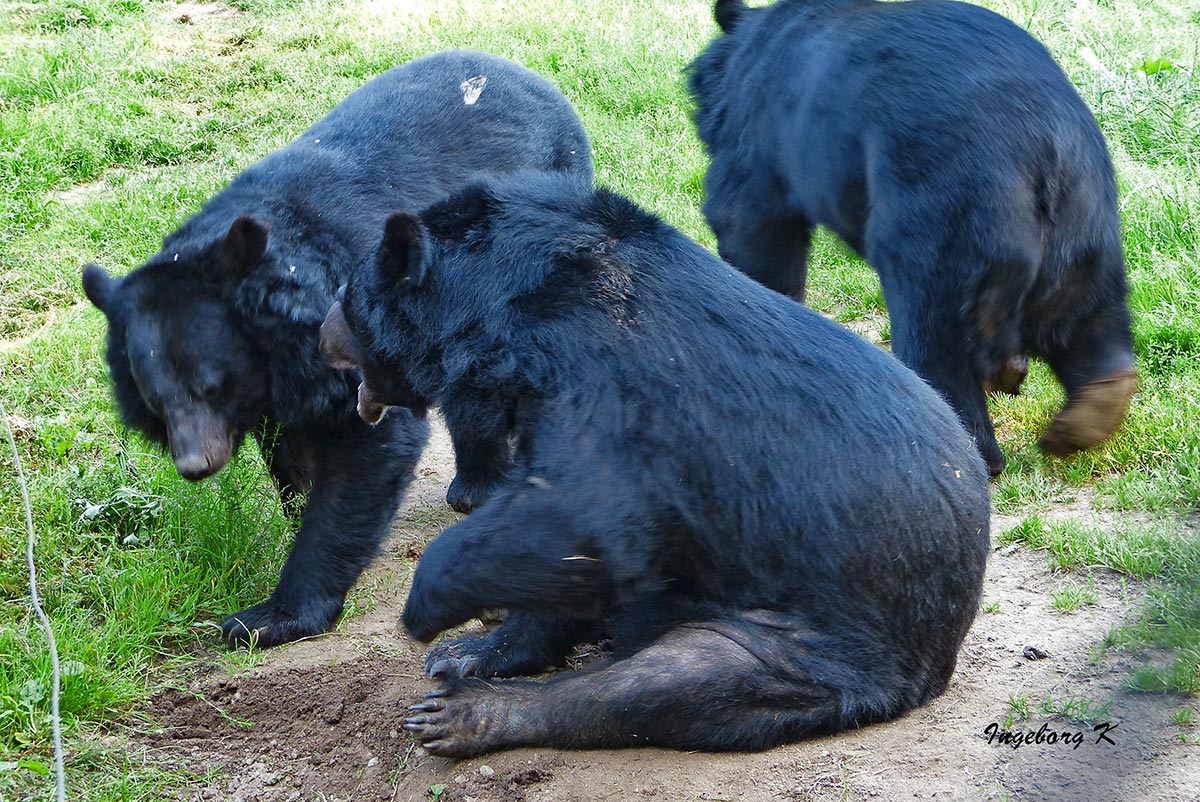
left=1173, top=706, right=1200, bottom=745
left=998, top=514, right=1046, bottom=547
left=1003, top=694, right=1113, bottom=727
left=1051, top=579, right=1100, bottom=612
left=1004, top=695, right=1032, bottom=728
left=1038, top=695, right=1113, bottom=725
left=388, top=742, right=419, bottom=788
left=1134, top=57, right=1175, bottom=75
left=981, top=599, right=1002, bottom=613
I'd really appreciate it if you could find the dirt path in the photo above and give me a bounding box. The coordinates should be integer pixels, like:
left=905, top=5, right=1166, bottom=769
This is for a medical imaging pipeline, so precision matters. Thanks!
left=127, top=420, right=1198, bottom=802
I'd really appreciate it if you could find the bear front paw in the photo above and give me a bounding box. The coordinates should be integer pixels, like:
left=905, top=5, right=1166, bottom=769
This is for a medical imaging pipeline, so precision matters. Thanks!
left=221, top=597, right=343, bottom=648
left=446, top=473, right=501, bottom=514
left=425, top=635, right=497, bottom=680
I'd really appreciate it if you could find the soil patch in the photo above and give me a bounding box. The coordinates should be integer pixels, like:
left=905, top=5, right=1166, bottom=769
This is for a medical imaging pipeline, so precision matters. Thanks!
left=163, top=2, right=241, bottom=26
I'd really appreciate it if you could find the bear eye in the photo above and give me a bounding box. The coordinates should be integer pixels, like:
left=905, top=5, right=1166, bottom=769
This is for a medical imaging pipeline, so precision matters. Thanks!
left=192, top=376, right=224, bottom=402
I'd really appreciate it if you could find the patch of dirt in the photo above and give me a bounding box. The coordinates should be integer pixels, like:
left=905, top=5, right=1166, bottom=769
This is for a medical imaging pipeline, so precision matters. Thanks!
left=992, top=484, right=1154, bottom=536
left=52, top=169, right=134, bottom=206
left=149, top=1, right=244, bottom=56
left=842, top=312, right=888, bottom=346
left=162, top=2, right=242, bottom=26
left=124, top=419, right=1199, bottom=802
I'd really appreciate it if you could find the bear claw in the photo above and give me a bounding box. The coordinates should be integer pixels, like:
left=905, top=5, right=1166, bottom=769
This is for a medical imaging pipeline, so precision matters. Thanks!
left=429, top=656, right=482, bottom=680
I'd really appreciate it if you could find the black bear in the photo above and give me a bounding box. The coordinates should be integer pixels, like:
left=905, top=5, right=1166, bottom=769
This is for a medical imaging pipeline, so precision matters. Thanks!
left=319, top=171, right=990, bottom=755
left=81, top=50, right=593, bottom=648
left=688, top=0, right=1136, bottom=476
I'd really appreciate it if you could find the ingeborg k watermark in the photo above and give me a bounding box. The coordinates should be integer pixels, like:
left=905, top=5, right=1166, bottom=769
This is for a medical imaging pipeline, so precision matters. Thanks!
left=984, top=721, right=1118, bottom=750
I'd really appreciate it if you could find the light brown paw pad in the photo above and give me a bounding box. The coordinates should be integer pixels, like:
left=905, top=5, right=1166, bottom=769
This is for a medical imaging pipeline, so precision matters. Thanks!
left=1040, top=368, right=1136, bottom=457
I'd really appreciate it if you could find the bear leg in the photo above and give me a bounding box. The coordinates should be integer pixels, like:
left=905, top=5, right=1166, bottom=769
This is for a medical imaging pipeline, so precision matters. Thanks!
left=401, top=486, right=619, bottom=644
left=442, top=389, right=515, bottom=513
left=405, top=611, right=910, bottom=755
left=1040, top=300, right=1136, bottom=457
left=223, top=412, right=428, bottom=647
left=709, top=210, right=814, bottom=301
left=888, top=299, right=1006, bottom=477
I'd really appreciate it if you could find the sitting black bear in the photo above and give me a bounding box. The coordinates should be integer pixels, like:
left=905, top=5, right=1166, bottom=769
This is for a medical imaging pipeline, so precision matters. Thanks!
left=319, top=172, right=990, bottom=755
left=688, top=0, right=1137, bottom=476
left=81, top=50, right=593, bottom=647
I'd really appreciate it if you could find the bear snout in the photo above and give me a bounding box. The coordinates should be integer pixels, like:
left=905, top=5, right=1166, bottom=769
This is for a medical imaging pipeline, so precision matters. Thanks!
left=166, top=408, right=233, bottom=481
left=318, top=302, right=361, bottom=371
left=173, top=451, right=219, bottom=482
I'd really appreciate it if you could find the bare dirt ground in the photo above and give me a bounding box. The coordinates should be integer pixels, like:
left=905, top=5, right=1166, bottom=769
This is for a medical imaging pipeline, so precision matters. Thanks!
left=126, top=420, right=1198, bottom=802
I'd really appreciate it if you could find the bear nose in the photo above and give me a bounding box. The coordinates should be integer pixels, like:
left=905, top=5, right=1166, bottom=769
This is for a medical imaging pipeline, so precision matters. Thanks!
left=173, top=453, right=214, bottom=482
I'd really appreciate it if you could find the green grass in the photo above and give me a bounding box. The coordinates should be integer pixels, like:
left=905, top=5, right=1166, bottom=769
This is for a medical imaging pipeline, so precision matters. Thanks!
left=1004, top=694, right=1033, bottom=728
left=1038, top=695, right=1114, bottom=726
left=1003, top=693, right=1114, bottom=727
left=1171, top=706, right=1200, bottom=745
left=1001, top=515, right=1200, bottom=691
left=2, top=0, right=1199, bottom=797
left=1, top=315, right=291, bottom=794
left=1, top=738, right=209, bottom=801
left=1052, top=579, right=1101, bottom=613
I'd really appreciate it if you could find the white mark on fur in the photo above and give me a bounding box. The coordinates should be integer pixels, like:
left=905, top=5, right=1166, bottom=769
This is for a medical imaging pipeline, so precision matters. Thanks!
left=526, top=475, right=553, bottom=490
left=172, top=253, right=179, bottom=262
left=288, top=264, right=296, bottom=273
left=460, top=75, right=487, bottom=105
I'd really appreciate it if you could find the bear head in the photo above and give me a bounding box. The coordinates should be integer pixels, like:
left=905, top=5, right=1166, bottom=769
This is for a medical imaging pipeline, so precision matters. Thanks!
left=82, top=216, right=271, bottom=481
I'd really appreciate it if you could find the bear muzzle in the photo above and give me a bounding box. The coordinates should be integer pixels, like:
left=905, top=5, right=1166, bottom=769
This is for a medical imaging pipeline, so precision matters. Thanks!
left=166, top=408, right=234, bottom=481
left=318, top=301, right=361, bottom=371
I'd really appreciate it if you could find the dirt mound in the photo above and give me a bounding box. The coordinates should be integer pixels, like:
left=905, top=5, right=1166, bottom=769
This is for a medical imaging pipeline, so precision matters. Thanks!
left=126, top=421, right=1199, bottom=801
left=144, top=656, right=414, bottom=801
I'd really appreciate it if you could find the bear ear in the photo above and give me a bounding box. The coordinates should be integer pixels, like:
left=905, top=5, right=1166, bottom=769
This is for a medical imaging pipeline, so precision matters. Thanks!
left=420, top=183, right=499, bottom=242
left=379, top=212, right=431, bottom=288
left=222, top=215, right=270, bottom=278
left=82, top=263, right=115, bottom=314
left=714, top=0, right=748, bottom=32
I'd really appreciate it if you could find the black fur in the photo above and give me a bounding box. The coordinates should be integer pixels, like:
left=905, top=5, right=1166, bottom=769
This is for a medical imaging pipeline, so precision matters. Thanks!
left=329, top=172, right=990, bottom=755
left=688, top=0, right=1136, bottom=476
left=82, top=50, right=593, bottom=647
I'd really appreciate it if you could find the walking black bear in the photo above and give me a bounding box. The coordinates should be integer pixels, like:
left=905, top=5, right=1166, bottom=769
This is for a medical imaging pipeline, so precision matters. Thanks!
left=320, top=172, right=990, bottom=755
left=688, top=0, right=1136, bottom=476
left=81, top=50, right=593, bottom=647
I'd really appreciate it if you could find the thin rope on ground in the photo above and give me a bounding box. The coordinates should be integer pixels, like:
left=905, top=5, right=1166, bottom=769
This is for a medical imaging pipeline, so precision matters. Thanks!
left=3, top=399, right=67, bottom=802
